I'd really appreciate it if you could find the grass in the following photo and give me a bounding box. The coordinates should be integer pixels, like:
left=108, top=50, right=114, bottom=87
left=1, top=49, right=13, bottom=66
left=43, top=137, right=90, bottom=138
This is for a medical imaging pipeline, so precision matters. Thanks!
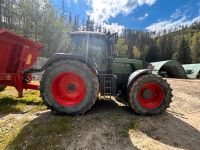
left=116, top=120, right=139, bottom=137
left=129, top=120, right=139, bottom=131
left=0, top=116, right=22, bottom=150
left=0, top=86, right=45, bottom=114
left=0, top=86, right=72, bottom=149
left=30, top=105, right=47, bottom=113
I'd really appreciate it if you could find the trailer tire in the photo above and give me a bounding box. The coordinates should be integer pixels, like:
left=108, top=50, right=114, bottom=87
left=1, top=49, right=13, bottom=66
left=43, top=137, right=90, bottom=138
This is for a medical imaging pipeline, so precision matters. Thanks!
left=128, top=74, right=172, bottom=115
left=40, top=60, right=99, bottom=115
left=0, top=85, right=6, bottom=92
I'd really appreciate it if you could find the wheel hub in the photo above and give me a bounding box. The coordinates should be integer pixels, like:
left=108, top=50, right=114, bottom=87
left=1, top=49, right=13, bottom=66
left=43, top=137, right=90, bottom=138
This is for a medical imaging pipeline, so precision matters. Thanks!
left=67, top=83, right=76, bottom=91
left=142, top=89, right=153, bottom=99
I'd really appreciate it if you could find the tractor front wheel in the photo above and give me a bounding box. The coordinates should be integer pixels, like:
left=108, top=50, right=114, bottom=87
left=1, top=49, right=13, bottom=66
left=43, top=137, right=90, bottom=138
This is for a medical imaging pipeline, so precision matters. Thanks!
left=128, top=74, right=172, bottom=115
left=40, top=60, right=99, bottom=115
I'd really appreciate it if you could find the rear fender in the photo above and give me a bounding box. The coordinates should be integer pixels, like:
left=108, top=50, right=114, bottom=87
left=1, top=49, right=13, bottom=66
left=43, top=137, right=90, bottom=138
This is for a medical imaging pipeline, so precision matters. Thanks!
left=127, top=69, right=152, bottom=90
left=25, top=53, right=98, bottom=75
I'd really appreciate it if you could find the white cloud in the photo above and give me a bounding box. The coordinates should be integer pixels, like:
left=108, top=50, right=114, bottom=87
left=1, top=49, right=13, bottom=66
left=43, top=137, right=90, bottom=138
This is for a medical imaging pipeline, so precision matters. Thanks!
left=101, top=23, right=125, bottom=35
left=85, top=0, right=155, bottom=35
left=80, top=22, right=125, bottom=35
left=146, top=16, right=200, bottom=33
left=146, top=7, right=200, bottom=34
left=138, top=13, right=149, bottom=21
left=86, top=0, right=156, bottom=23
left=170, top=9, right=182, bottom=20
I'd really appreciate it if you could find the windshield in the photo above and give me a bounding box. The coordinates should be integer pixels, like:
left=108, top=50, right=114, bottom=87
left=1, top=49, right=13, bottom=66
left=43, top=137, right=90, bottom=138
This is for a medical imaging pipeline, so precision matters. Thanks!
left=69, top=34, right=107, bottom=70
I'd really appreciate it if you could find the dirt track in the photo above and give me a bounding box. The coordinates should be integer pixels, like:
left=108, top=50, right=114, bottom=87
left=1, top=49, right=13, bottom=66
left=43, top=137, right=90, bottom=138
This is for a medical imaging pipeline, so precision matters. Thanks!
left=1, top=79, right=200, bottom=150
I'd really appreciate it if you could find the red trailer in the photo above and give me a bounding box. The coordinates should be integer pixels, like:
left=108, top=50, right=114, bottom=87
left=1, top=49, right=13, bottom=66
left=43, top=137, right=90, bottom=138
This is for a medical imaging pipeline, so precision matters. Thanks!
left=0, top=30, right=43, bottom=97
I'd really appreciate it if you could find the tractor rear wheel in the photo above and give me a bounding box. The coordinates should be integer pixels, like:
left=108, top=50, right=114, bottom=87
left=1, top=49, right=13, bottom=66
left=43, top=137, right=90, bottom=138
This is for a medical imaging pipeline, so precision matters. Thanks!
left=40, top=60, right=99, bottom=115
left=128, top=74, right=172, bottom=115
left=0, top=85, right=6, bottom=92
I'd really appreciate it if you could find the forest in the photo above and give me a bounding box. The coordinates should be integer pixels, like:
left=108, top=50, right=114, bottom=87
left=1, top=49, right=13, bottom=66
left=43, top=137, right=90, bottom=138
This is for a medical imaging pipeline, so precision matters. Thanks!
left=1, top=0, right=200, bottom=64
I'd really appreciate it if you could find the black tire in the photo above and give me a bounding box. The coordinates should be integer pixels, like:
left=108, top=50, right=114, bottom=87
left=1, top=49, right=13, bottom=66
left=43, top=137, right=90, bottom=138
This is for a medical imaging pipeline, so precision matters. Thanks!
left=40, top=60, right=99, bottom=115
left=0, top=85, right=6, bottom=92
left=128, top=74, right=172, bottom=115
left=197, top=71, right=200, bottom=79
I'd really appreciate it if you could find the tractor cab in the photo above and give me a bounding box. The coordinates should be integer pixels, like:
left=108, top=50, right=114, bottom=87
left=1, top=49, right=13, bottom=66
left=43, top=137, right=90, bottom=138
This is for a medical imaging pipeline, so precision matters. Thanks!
left=69, top=31, right=118, bottom=73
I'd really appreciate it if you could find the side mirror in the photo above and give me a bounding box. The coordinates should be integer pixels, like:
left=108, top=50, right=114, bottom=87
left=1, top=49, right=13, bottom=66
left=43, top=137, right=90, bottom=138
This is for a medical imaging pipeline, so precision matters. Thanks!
left=115, top=34, right=118, bottom=44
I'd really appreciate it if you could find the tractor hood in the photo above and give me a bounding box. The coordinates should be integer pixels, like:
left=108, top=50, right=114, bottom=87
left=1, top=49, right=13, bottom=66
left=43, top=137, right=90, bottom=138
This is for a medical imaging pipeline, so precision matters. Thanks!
left=112, top=58, right=148, bottom=74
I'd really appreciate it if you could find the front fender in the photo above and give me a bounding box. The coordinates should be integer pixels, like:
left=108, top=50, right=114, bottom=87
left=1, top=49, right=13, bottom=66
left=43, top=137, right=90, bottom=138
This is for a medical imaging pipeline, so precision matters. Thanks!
left=127, top=69, right=152, bottom=89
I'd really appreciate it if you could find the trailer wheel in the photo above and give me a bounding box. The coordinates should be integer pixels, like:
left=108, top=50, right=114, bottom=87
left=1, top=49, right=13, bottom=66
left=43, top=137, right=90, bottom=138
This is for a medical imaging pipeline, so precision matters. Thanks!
left=128, top=74, right=172, bottom=115
left=0, top=85, right=6, bottom=92
left=40, top=60, right=99, bottom=115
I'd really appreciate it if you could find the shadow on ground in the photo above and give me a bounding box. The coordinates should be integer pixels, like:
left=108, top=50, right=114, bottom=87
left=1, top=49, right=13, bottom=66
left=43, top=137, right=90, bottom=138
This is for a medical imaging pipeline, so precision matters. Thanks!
left=6, top=99, right=200, bottom=150
left=137, top=112, right=200, bottom=149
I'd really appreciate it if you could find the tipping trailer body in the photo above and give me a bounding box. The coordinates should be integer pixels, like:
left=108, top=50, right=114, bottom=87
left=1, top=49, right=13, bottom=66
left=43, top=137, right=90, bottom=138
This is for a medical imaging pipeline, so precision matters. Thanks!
left=0, top=30, right=43, bottom=97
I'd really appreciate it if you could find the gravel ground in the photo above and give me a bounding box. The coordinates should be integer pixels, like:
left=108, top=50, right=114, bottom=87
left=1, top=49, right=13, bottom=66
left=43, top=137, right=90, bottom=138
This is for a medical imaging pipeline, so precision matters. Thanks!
left=0, top=79, right=200, bottom=150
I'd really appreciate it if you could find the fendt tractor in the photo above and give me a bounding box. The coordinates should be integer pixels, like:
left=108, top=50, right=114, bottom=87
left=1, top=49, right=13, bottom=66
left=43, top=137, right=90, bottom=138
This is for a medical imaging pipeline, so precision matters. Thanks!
left=0, top=30, right=172, bottom=115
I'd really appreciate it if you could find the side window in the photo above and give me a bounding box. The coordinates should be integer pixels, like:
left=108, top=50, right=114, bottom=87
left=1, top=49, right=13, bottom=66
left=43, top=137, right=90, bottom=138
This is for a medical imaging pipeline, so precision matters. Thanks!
left=88, top=37, right=107, bottom=71
left=70, top=35, right=86, bottom=55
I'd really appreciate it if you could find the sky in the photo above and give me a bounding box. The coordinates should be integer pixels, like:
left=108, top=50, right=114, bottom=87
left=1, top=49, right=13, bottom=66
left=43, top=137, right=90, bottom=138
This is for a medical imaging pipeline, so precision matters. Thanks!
left=52, top=0, right=200, bottom=33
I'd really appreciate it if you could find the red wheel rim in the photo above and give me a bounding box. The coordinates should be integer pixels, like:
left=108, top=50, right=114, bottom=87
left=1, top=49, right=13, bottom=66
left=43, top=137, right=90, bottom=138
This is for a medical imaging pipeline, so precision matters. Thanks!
left=137, top=82, right=164, bottom=109
left=51, top=72, right=86, bottom=107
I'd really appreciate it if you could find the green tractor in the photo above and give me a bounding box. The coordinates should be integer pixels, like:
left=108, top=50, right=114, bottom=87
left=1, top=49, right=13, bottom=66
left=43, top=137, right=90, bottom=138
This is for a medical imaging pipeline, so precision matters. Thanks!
left=38, top=31, right=172, bottom=115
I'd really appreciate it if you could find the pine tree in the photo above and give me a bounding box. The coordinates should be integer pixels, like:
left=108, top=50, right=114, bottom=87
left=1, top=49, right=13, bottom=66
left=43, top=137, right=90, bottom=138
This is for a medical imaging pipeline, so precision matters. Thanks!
left=191, top=35, right=200, bottom=63
left=176, top=37, right=192, bottom=64
left=86, top=16, right=90, bottom=31
left=73, top=15, right=79, bottom=30
left=127, top=42, right=132, bottom=58
left=85, top=16, right=94, bottom=31
left=81, top=17, right=85, bottom=30
left=145, top=42, right=159, bottom=62
left=115, top=38, right=128, bottom=58
left=60, top=0, right=68, bottom=22
left=68, top=12, right=72, bottom=23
